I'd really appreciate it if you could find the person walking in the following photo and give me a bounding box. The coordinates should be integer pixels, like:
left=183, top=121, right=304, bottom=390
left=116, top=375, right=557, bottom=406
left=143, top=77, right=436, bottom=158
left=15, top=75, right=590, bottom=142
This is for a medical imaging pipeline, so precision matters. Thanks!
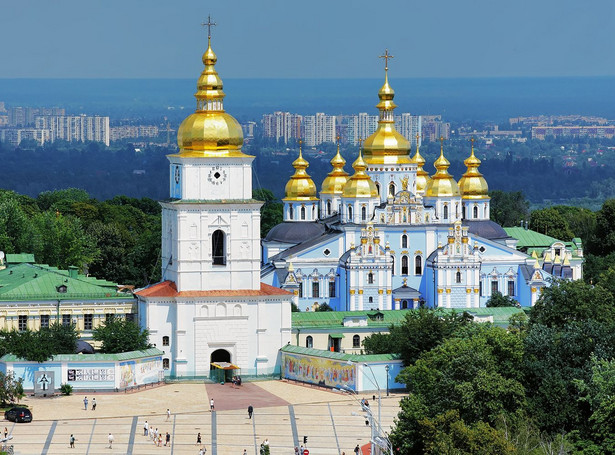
left=247, top=404, right=253, bottom=419
left=92, top=398, right=97, bottom=411
left=243, top=450, right=247, bottom=455
left=143, top=420, right=148, bottom=436
left=196, top=432, right=202, bottom=445
left=165, top=432, right=170, bottom=446
left=108, top=433, right=114, bottom=449
left=83, top=396, right=88, bottom=410
left=210, top=398, right=215, bottom=411
left=69, top=434, right=75, bottom=448
left=354, top=444, right=360, bottom=455
left=167, top=408, right=171, bottom=421
left=4, top=427, right=7, bottom=439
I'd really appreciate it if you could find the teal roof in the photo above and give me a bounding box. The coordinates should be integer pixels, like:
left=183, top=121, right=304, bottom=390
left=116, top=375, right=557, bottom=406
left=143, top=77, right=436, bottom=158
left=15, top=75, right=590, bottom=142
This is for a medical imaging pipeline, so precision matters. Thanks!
left=5, top=254, right=35, bottom=264
left=281, top=344, right=400, bottom=362
left=0, top=347, right=163, bottom=363
left=292, top=307, right=524, bottom=330
left=0, top=262, right=134, bottom=301
left=504, top=227, right=560, bottom=248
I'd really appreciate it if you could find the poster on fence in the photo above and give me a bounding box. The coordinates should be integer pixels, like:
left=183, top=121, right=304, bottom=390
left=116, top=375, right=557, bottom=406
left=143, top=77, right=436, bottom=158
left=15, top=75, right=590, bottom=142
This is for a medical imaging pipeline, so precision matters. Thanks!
left=282, top=352, right=355, bottom=390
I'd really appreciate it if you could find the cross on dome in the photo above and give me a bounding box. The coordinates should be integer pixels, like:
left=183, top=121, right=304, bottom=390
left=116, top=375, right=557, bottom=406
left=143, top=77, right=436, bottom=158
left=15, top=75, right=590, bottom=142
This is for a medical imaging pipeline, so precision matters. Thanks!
left=201, top=14, right=217, bottom=41
left=379, top=49, right=394, bottom=71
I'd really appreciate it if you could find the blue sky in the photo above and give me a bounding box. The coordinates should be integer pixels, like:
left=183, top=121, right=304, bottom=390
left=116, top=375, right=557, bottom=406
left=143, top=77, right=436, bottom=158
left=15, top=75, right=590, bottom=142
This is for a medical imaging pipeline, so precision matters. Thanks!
left=1, top=0, right=614, bottom=79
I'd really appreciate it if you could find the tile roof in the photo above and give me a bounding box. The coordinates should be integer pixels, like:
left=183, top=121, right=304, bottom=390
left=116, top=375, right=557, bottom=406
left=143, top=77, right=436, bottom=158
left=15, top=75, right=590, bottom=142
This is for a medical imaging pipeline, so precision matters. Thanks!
left=504, top=227, right=560, bottom=248
left=280, top=344, right=401, bottom=362
left=135, top=281, right=291, bottom=298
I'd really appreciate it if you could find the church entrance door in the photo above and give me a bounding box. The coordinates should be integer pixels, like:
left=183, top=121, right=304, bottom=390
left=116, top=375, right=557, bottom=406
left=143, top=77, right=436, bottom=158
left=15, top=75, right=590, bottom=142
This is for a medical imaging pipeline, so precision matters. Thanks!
left=210, top=349, right=233, bottom=383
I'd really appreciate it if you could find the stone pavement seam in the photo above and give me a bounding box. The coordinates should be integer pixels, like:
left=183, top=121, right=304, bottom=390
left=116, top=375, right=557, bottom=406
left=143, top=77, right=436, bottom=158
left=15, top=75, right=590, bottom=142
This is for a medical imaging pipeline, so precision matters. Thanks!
left=126, top=415, right=138, bottom=455
left=170, top=413, right=177, bottom=455
left=86, top=418, right=97, bottom=454
left=41, top=420, right=57, bottom=455
left=211, top=410, right=217, bottom=455
left=252, top=412, right=258, bottom=455
left=288, top=405, right=299, bottom=448
left=328, top=402, right=341, bottom=455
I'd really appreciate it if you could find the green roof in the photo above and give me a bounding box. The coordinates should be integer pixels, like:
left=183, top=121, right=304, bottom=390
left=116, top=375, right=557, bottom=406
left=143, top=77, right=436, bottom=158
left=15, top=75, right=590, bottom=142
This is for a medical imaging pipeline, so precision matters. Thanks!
left=292, top=307, right=524, bottom=330
left=5, top=254, right=35, bottom=264
left=281, top=344, right=400, bottom=362
left=504, top=227, right=560, bottom=248
left=0, top=347, right=164, bottom=363
left=0, top=262, right=134, bottom=301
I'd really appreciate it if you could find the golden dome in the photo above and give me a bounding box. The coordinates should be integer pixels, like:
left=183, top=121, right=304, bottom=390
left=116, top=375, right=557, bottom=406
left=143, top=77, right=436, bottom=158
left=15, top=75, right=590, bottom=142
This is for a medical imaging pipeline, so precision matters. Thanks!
left=175, top=36, right=246, bottom=158
left=411, top=134, right=431, bottom=194
left=342, top=150, right=379, bottom=198
left=321, top=141, right=349, bottom=194
left=284, top=144, right=318, bottom=201
left=458, top=139, right=489, bottom=199
left=362, top=53, right=412, bottom=166
left=424, top=138, right=461, bottom=197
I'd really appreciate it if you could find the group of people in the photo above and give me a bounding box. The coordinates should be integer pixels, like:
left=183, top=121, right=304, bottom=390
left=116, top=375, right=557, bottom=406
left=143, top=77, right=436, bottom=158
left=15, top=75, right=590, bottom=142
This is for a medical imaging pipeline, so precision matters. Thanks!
left=232, top=375, right=242, bottom=387
left=83, top=396, right=97, bottom=411
left=143, top=420, right=171, bottom=447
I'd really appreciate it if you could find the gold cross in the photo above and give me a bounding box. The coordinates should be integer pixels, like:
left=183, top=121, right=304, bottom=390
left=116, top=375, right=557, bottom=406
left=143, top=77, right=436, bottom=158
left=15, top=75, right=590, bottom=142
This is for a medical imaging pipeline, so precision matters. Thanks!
left=201, top=14, right=217, bottom=40
left=379, top=49, right=394, bottom=71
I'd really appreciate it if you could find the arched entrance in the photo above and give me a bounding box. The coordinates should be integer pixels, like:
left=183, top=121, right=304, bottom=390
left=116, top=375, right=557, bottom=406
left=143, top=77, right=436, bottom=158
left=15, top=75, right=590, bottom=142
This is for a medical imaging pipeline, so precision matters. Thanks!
left=210, top=349, right=233, bottom=383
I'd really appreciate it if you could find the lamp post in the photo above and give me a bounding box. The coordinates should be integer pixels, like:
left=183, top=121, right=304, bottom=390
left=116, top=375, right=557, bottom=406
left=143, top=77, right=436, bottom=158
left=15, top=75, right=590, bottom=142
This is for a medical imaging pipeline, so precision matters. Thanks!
left=384, top=364, right=390, bottom=397
left=362, top=363, right=381, bottom=426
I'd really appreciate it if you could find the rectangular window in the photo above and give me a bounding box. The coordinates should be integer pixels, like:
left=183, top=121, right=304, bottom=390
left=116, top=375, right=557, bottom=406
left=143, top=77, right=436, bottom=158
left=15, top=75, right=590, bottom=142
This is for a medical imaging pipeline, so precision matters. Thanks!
left=491, top=280, right=499, bottom=295
left=84, top=314, right=93, bottom=330
left=18, top=315, right=28, bottom=331
left=298, top=282, right=303, bottom=298
left=479, top=281, right=483, bottom=297
left=40, top=314, right=50, bottom=329
left=62, top=314, right=71, bottom=326
left=329, top=281, right=336, bottom=298
left=163, top=358, right=170, bottom=370
left=105, top=313, right=114, bottom=323
left=125, top=313, right=135, bottom=322
left=508, top=280, right=515, bottom=297
left=312, top=281, right=320, bottom=299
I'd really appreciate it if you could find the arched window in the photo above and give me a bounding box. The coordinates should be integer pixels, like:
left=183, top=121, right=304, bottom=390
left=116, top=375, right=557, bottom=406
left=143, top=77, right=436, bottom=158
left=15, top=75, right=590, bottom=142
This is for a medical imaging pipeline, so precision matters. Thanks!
left=375, top=182, right=381, bottom=196
left=484, top=204, right=488, bottom=218
left=401, top=300, right=408, bottom=309
left=162, top=336, right=169, bottom=346
left=368, top=296, right=373, bottom=304
left=456, top=203, right=459, bottom=218
left=212, top=230, right=226, bottom=265
left=443, top=204, right=449, bottom=220
left=289, top=205, right=294, bottom=220
left=473, top=205, right=478, bottom=219
left=327, top=200, right=332, bottom=216
left=361, top=206, right=367, bottom=221
left=348, top=205, right=353, bottom=221
left=306, top=336, right=313, bottom=348
left=415, top=255, right=422, bottom=275
left=312, top=280, right=320, bottom=298
left=353, top=335, right=361, bottom=348
left=462, top=205, right=466, bottom=219
left=401, top=255, right=409, bottom=275
left=367, top=272, right=374, bottom=284
left=163, top=358, right=170, bottom=370
left=301, top=206, right=306, bottom=220
left=456, top=270, right=462, bottom=283
left=402, top=234, right=408, bottom=248
left=389, top=183, right=396, bottom=197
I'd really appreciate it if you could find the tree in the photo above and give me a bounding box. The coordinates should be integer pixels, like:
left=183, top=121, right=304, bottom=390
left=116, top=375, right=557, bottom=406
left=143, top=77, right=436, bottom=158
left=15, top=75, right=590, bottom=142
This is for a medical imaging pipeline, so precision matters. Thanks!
left=362, top=308, right=474, bottom=366
left=314, top=302, right=333, bottom=312
left=489, top=190, right=529, bottom=227
left=529, top=207, right=574, bottom=241
left=594, top=199, right=615, bottom=255
left=486, top=291, right=520, bottom=308
left=0, top=371, right=25, bottom=406
left=93, top=317, right=150, bottom=354
left=253, top=188, right=283, bottom=238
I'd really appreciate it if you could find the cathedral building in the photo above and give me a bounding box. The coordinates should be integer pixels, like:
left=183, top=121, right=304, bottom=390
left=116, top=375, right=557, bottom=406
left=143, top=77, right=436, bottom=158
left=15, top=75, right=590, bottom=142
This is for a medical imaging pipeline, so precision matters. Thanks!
left=262, top=57, right=581, bottom=311
left=136, top=31, right=293, bottom=378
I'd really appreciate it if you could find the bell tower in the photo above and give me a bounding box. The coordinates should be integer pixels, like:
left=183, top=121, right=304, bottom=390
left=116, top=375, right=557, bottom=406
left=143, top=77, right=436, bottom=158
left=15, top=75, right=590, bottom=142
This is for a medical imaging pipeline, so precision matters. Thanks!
left=161, top=22, right=262, bottom=292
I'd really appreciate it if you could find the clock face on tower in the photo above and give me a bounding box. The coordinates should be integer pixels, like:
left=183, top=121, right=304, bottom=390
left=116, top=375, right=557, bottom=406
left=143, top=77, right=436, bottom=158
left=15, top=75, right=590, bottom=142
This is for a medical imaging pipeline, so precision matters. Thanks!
left=207, top=165, right=227, bottom=186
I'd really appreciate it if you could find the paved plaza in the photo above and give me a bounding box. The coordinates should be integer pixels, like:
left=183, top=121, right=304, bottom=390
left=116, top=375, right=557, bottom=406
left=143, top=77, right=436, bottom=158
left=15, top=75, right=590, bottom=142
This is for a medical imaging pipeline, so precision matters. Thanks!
left=3, top=381, right=404, bottom=455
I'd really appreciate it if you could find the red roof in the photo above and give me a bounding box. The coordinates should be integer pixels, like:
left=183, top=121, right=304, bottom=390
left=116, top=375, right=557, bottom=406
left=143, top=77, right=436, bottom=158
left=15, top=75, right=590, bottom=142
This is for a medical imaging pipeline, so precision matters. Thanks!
left=135, top=281, right=291, bottom=298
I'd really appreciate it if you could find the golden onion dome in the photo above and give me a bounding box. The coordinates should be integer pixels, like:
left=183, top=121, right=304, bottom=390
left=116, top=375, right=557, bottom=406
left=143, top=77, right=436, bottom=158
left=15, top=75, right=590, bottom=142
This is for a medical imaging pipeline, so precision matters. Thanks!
left=342, top=150, right=379, bottom=198
left=362, top=51, right=412, bottom=166
left=458, top=139, right=489, bottom=199
left=424, top=138, right=461, bottom=197
left=175, top=36, right=246, bottom=157
left=411, top=134, right=431, bottom=194
left=284, top=144, right=318, bottom=201
left=321, top=141, right=349, bottom=194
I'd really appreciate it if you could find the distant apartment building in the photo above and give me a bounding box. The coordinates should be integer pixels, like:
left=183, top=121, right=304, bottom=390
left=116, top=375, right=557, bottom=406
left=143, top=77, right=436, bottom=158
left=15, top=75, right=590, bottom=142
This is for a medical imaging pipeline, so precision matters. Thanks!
left=261, top=111, right=302, bottom=143
left=303, top=113, right=336, bottom=146
left=34, top=115, right=110, bottom=146
left=422, top=115, right=450, bottom=142
left=346, top=113, right=378, bottom=145
left=532, top=125, right=615, bottom=140
left=7, top=107, right=65, bottom=127
left=0, top=128, right=52, bottom=147
left=241, top=121, right=257, bottom=138
left=511, top=115, right=610, bottom=127
left=395, top=113, right=422, bottom=147
left=109, top=125, right=160, bottom=141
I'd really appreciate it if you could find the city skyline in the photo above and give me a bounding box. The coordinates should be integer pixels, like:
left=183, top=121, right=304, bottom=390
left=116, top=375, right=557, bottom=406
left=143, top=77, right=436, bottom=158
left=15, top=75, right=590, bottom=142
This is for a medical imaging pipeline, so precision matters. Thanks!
left=1, top=0, right=614, bottom=79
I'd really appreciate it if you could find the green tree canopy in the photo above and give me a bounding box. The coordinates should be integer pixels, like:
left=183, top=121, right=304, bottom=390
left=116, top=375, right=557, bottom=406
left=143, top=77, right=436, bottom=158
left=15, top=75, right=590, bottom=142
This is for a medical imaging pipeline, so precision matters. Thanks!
left=529, top=207, right=575, bottom=241
left=594, top=198, right=615, bottom=255
left=93, top=317, right=150, bottom=354
left=489, top=190, right=529, bottom=227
